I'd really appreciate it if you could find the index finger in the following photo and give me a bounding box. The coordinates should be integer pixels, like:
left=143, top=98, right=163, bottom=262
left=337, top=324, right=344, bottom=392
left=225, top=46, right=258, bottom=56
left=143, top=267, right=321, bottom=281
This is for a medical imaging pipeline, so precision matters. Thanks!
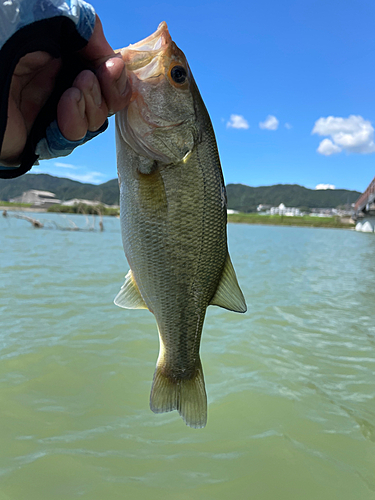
left=78, top=15, right=115, bottom=68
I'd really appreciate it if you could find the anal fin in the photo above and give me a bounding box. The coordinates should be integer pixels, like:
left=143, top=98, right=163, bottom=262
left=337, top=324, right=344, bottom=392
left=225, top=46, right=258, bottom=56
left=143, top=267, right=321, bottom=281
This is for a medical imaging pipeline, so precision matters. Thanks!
left=114, top=270, right=148, bottom=309
left=210, top=253, right=247, bottom=313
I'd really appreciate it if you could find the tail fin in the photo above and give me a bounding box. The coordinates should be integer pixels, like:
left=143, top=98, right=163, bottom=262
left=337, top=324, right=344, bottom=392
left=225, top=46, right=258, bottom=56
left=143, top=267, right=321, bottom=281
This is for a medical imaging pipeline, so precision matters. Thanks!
left=150, top=359, right=207, bottom=429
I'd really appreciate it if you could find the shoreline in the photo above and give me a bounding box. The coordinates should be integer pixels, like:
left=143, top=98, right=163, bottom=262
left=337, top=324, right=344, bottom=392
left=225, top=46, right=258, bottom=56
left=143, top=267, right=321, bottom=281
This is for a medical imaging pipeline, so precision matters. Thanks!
left=0, top=205, right=47, bottom=213
left=1, top=205, right=355, bottom=229
left=228, top=220, right=354, bottom=230
left=227, top=213, right=354, bottom=229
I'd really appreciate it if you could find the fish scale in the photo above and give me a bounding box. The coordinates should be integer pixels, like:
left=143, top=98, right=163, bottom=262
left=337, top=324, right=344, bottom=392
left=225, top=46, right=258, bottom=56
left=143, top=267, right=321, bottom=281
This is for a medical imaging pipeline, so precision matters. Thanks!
left=115, top=22, right=246, bottom=428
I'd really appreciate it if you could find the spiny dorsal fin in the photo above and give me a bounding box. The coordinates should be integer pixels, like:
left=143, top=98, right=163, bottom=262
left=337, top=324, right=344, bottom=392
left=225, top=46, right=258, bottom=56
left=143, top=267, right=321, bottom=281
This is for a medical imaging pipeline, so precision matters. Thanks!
left=114, top=270, right=148, bottom=309
left=210, top=253, right=247, bottom=313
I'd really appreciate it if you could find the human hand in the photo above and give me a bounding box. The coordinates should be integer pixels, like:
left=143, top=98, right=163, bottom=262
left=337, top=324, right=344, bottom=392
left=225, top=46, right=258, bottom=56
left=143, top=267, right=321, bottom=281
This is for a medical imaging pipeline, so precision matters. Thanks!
left=0, top=15, right=130, bottom=165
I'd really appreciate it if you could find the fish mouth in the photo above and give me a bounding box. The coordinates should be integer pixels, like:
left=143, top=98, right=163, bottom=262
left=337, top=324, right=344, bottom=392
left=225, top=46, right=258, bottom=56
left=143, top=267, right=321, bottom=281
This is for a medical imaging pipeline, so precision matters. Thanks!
left=119, top=22, right=171, bottom=78
left=127, top=21, right=170, bottom=54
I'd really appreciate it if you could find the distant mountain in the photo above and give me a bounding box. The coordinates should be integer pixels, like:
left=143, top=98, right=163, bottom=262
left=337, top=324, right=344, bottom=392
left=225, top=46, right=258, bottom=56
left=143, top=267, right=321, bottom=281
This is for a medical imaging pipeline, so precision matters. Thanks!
left=0, top=174, right=362, bottom=211
left=0, top=174, right=119, bottom=206
left=226, top=183, right=361, bottom=212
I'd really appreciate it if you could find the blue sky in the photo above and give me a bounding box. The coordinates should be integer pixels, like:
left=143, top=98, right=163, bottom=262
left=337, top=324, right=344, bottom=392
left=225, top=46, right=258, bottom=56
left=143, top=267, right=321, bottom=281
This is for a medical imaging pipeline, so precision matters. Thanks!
left=34, top=0, right=375, bottom=193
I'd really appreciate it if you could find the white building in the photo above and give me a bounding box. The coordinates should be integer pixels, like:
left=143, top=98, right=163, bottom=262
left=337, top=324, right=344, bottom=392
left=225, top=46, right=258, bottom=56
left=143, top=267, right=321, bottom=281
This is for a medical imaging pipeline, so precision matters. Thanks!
left=269, top=203, right=301, bottom=216
left=10, top=190, right=61, bottom=207
left=257, top=204, right=272, bottom=212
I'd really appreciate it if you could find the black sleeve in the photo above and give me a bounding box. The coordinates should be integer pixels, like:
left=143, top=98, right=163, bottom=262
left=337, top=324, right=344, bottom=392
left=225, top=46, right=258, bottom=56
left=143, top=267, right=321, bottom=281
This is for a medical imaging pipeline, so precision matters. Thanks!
left=0, top=16, right=91, bottom=179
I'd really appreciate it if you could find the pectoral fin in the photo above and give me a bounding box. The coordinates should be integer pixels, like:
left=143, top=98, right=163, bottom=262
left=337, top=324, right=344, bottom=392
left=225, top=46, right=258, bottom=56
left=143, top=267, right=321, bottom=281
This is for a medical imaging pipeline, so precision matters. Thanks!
left=114, top=270, right=148, bottom=309
left=210, top=254, right=247, bottom=313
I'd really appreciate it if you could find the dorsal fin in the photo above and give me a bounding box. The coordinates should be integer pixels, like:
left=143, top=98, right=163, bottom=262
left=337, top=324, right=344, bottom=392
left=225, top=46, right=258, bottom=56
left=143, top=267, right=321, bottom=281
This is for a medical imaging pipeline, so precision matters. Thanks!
left=210, top=254, right=247, bottom=313
left=114, top=270, right=148, bottom=309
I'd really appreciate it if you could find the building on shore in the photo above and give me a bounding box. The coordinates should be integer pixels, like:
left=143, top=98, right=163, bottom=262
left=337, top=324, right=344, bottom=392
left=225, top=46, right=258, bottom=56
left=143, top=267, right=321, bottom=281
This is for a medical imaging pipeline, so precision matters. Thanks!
left=10, top=190, right=61, bottom=208
left=257, top=203, right=354, bottom=217
left=269, top=203, right=301, bottom=216
left=256, top=204, right=272, bottom=212
left=258, top=203, right=302, bottom=216
left=9, top=190, right=120, bottom=210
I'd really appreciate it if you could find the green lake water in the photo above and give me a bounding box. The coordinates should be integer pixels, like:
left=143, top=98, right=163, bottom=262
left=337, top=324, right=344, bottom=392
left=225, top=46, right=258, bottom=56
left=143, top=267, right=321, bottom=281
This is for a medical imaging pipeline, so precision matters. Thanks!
left=0, top=212, right=374, bottom=500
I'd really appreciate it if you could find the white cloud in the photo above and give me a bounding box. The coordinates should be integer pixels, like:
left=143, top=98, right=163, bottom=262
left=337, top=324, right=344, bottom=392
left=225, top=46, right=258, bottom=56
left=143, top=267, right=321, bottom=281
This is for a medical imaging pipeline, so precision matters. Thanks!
left=65, top=172, right=106, bottom=184
left=32, top=165, right=107, bottom=185
left=315, top=183, right=335, bottom=190
left=284, top=122, right=292, bottom=129
left=259, top=115, right=279, bottom=130
left=54, top=162, right=78, bottom=169
left=226, top=114, right=249, bottom=130
left=312, top=115, right=375, bottom=155
left=316, top=138, right=342, bottom=156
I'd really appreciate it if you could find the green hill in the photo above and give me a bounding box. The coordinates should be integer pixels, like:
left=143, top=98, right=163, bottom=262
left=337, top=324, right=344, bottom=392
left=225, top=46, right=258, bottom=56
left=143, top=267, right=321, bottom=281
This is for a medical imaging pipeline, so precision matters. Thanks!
left=226, top=183, right=361, bottom=212
left=0, top=174, right=119, bottom=206
left=0, top=174, right=361, bottom=211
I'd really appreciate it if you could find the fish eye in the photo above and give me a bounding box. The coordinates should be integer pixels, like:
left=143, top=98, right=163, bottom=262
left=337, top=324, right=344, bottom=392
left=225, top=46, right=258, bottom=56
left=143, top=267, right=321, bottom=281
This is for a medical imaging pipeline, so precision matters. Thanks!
left=170, top=65, right=187, bottom=84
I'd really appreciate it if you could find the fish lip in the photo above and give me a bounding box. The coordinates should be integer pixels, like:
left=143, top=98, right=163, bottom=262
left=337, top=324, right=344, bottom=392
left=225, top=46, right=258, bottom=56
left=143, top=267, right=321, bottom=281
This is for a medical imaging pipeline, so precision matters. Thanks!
left=128, top=21, right=170, bottom=52
left=119, top=22, right=171, bottom=72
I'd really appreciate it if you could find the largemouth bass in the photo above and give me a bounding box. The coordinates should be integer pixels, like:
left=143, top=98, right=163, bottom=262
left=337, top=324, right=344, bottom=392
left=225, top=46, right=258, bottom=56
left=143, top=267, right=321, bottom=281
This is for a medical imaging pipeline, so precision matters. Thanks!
left=115, top=22, right=246, bottom=428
